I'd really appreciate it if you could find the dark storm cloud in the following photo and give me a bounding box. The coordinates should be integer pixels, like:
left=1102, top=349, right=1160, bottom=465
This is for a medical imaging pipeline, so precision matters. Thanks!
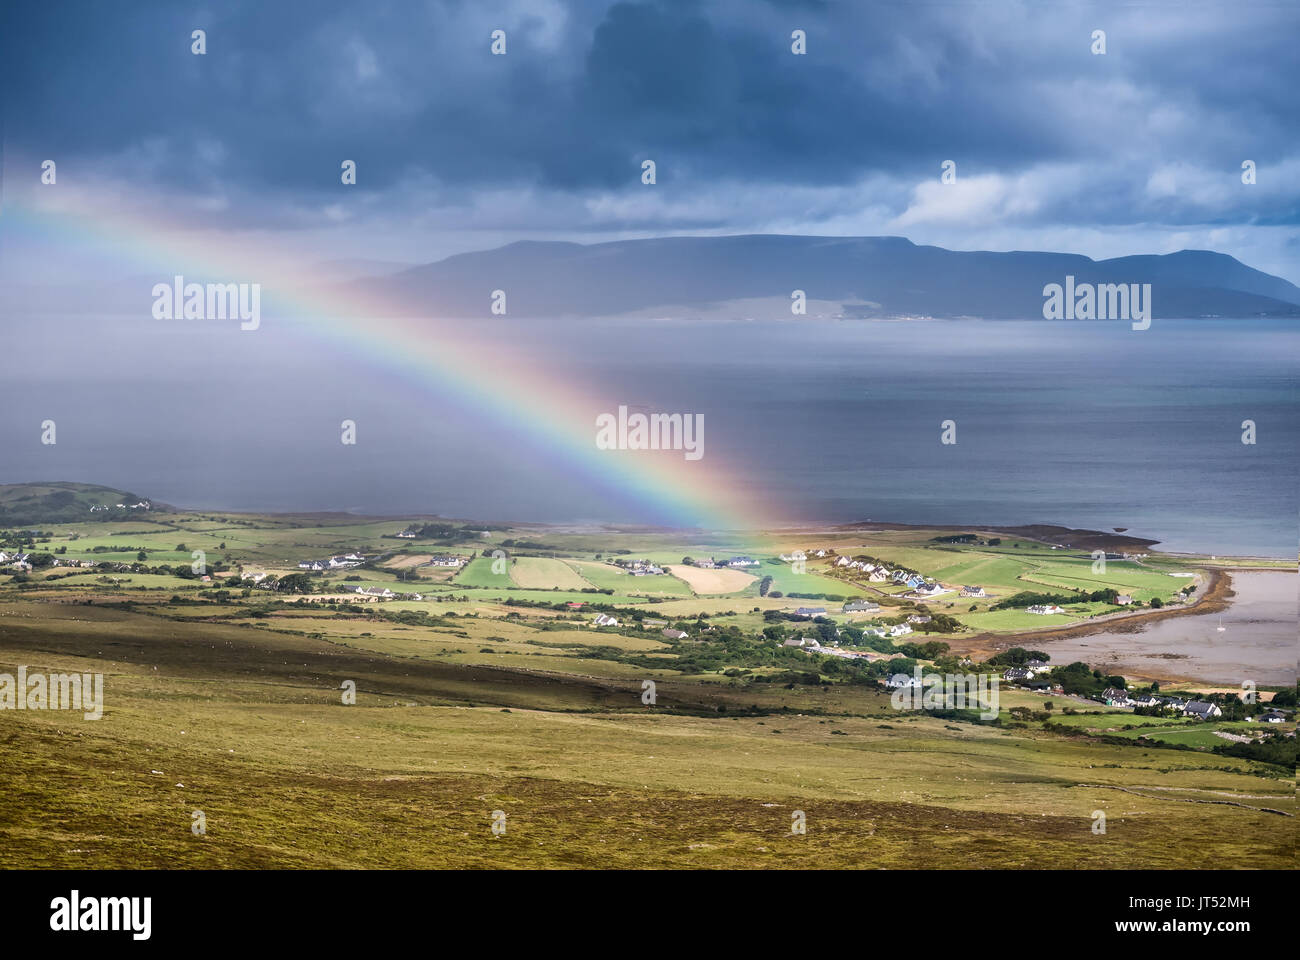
left=2, top=0, right=1297, bottom=232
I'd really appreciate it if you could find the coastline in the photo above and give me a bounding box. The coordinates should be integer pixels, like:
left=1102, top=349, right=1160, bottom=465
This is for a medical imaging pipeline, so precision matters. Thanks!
left=952, top=567, right=1237, bottom=661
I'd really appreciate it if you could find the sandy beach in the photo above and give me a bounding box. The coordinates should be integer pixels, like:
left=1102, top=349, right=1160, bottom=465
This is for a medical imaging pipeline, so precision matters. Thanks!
left=979, top=570, right=1296, bottom=685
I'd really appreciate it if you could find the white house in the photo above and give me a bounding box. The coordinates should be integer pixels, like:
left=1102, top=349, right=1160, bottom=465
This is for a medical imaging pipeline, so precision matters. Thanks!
left=885, top=673, right=921, bottom=689
left=1027, top=604, right=1066, bottom=615
left=592, top=613, right=619, bottom=627
left=842, top=600, right=880, bottom=614
left=1184, top=701, right=1222, bottom=720
left=1101, top=687, right=1132, bottom=707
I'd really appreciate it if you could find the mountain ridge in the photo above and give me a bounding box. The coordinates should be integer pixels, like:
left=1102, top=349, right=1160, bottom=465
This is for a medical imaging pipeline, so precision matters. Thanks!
left=350, top=234, right=1300, bottom=320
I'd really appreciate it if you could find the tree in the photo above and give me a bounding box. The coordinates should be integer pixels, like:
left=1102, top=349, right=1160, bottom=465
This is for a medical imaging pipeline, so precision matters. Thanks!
left=1150, top=597, right=1163, bottom=608
left=273, top=573, right=315, bottom=594
left=136, top=550, right=148, bottom=561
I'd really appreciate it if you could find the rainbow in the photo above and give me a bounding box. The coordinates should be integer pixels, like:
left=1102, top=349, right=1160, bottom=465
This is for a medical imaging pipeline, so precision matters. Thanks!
left=5, top=192, right=781, bottom=534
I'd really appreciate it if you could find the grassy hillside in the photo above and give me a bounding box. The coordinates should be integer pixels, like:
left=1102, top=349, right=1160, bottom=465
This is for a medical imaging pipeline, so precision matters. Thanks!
left=0, top=503, right=1292, bottom=868
left=0, top=481, right=165, bottom=526
left=0, top=598, right=1290, bottom=868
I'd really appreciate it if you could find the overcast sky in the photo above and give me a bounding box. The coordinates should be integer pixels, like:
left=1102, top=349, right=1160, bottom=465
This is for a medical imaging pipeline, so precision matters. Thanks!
left=3, top=0, right=1298, bottom=282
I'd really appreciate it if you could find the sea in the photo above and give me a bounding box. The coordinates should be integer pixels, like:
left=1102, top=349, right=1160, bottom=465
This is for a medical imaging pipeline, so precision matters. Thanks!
left=4, top=314, right=1297, bottom=558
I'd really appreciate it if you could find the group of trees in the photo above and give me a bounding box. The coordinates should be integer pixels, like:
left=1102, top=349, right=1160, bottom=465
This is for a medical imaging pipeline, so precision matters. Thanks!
left=992, top=587, right=1119, bottom=610
left=1045, top=661, right=1126, bottom=697
left=894, top=639, right=951, bottom=660
left=988, top=647, right=1051, bottom=666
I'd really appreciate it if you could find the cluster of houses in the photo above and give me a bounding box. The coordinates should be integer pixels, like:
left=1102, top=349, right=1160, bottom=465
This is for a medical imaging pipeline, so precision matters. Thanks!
left=614, top=558, right=665, bottom=576
left=89, top=500, right=151, bottom=512
left=688, top=556, right=760, bottom=569
left=780, top=548, right=833, bottom=562
left=1102, top=688, right=1219, bottom=717
left=0, top=551, right=32, bottom=571
left=1096, top=688, right=1287, bottom=723
left=887, top=570, right=947, bottom=598
left=827, top=556, right=900, bottom=583
left=1000, top=659, right=1052, bottom=682
left=427, top=555, right=468, bottom=568
left=2, top=550, right=127, bottom=572
left=298, top=553, right=368, bottom=571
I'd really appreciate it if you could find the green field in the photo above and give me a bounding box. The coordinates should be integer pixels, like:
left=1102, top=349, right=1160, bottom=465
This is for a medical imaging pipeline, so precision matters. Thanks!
left=454, top=556, right=515, bottom=588
left=1, top=503, right=1292, bottom=868
left=567, top=560, right=693, bottom=596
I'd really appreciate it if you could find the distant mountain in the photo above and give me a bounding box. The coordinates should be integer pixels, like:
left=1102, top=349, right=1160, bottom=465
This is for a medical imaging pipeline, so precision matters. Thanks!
left=351, top=235, right=1300, bottom=319
left=0, top=482, right=166, bottom=526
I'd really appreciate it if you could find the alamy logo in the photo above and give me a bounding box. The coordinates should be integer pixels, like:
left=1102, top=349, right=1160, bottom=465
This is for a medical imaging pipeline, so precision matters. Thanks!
left=595, top=405, right=704, bottom=461
left=0, top=667, right=103, bottom=719
left=152, top=275, right=261, bottom=330
left=1043, top=275, right=1151, bottom=330
left=50, top=890, right=151, bottom=940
